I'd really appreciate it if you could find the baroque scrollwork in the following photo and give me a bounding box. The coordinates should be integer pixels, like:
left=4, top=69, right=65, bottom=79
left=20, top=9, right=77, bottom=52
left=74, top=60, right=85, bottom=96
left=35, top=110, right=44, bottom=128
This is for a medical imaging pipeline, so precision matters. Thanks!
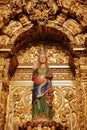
left=5, top=85, right=32, bottom=130
left=53, top=86, right=78, bottom=129
left=24, top=0, right=58, bottom=24
left=18, top=45, right=69, bottom=65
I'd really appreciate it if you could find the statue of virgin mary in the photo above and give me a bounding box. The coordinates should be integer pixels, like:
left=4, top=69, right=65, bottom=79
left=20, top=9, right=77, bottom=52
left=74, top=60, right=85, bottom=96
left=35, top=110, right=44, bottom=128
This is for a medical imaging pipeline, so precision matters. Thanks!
left=32, top=47, right=54, bottom=122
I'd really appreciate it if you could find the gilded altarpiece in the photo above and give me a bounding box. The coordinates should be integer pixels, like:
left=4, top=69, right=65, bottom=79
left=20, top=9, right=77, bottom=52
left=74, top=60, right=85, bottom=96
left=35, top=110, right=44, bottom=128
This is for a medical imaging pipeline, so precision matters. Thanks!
left=0, top=0, right=87, bottom=129
left=4, top=44, right=81, bottom=130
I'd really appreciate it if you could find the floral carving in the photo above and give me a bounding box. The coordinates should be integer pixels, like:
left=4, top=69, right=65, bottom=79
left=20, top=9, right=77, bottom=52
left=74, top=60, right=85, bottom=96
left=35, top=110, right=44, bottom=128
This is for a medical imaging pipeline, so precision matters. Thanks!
left=24, top=0, right=58, bottom=24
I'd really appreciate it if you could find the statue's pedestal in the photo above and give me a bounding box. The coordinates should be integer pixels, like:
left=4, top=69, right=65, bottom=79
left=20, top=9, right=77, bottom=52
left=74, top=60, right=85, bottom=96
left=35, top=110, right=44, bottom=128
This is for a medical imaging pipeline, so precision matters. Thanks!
left=20, top=120, right=68, bottom=130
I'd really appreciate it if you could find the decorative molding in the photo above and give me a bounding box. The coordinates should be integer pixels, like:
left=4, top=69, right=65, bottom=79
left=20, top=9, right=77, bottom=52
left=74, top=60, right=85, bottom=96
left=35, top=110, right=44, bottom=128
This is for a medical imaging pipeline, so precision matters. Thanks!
left=73, top=47, right=86, bottom=51
left=11, top=73, right=74, bottom=81
left=0, top=0, right=10, bottom=4
left=10, top=80, right=75, bottom=87
left=17, top=65, right=70, bottom=69
left=0, top=49, right=11, bottom=52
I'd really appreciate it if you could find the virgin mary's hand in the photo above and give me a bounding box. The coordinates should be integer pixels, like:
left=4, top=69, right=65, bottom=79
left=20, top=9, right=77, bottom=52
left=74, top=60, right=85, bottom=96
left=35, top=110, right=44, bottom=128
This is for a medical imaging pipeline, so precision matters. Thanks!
left=39, top=75, right=45, bottom=80
left=33, top=62, right=38, bottom=69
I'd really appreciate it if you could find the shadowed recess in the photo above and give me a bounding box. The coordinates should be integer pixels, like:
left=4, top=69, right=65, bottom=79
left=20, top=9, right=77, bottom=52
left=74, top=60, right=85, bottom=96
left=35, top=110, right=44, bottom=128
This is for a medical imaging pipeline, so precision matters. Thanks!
left=5, top=25, right=79, bottom=78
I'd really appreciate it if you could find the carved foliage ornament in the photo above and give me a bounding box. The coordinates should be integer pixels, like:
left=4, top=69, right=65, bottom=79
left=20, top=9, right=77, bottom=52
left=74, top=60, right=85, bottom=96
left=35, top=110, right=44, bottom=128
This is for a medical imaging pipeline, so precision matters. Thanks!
left=24, top=0, right=58, bottom=23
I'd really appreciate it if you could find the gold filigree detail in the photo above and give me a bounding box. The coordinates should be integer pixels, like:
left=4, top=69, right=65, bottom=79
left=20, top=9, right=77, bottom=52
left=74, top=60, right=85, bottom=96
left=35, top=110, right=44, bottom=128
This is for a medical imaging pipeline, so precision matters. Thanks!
left=53, top=86, right=78, bottom=129
left=18, top=45, right=69, bottom=65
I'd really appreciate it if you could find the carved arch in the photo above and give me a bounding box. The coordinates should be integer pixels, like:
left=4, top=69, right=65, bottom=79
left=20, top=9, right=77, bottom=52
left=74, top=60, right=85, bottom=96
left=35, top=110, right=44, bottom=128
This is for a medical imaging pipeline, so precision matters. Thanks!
left=5, top=24, right=79, bottom=78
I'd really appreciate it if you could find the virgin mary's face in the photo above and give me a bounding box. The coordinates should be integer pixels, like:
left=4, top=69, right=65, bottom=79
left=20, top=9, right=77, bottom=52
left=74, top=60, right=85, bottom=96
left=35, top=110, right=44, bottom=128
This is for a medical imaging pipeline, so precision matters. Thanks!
left=39, top=54, right=46, bottom=63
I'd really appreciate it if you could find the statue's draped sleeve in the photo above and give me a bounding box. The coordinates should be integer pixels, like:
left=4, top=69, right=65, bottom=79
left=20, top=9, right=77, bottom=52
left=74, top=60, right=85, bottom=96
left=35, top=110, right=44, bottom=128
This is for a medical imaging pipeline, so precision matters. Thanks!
left=32, top=67, right=53, bottom=119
